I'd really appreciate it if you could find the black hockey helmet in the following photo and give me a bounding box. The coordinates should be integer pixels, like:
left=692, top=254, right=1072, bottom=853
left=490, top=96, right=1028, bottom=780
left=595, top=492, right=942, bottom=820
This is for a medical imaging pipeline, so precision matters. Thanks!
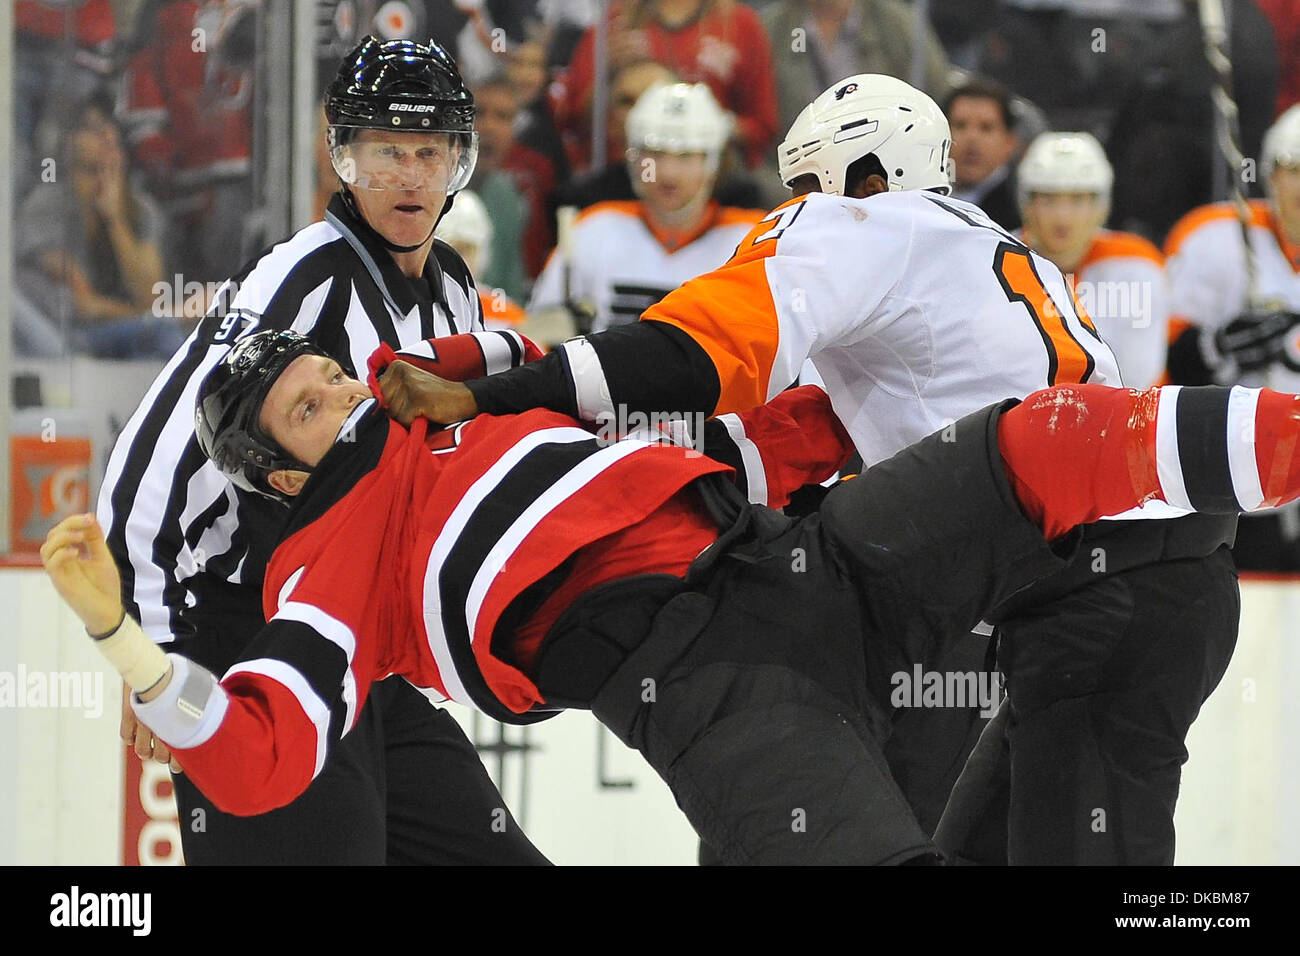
left=324, top=37, right=478, bottom=249
left=195, top=330, right=327, bottom=502
left=325, top=36, right=475, bottom=138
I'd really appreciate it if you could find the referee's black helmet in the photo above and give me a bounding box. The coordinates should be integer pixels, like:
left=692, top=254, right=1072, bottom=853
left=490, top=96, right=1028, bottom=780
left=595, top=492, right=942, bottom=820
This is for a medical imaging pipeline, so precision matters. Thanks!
left=325, top=36, right=475, bottom=140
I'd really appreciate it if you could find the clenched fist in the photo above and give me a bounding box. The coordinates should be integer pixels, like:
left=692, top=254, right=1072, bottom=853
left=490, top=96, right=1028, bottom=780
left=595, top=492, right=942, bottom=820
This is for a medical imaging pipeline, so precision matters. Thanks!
left=378, top=360, right=479, bottom=426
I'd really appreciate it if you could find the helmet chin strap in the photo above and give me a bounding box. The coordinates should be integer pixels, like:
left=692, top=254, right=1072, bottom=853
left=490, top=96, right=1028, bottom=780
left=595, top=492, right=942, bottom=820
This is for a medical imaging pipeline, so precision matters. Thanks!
left=341, top=185, right=447, bottom=253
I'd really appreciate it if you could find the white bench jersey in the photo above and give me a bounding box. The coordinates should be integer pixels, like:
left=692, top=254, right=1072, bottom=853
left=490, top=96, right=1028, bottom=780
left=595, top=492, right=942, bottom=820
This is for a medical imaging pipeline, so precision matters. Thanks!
left=1165, top=199, right=1300, bottom=392
left=529, top=199, right=764, bottom=333
left=1056, top=230, right=1168, bottom=389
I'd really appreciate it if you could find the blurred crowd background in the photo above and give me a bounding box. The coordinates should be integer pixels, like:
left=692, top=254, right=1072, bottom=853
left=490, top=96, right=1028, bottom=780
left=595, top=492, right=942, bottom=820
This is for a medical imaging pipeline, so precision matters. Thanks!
left=7, top=0, right=1300, bottom=563
left=9, top=0, right=1297, bottom=358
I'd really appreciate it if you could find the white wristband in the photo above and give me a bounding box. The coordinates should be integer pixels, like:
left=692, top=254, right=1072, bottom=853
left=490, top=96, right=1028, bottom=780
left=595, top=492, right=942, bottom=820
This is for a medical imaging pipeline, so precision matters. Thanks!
left=131, top=655, right=227, bottom=750
left=92, top=613, right=172, bottom=695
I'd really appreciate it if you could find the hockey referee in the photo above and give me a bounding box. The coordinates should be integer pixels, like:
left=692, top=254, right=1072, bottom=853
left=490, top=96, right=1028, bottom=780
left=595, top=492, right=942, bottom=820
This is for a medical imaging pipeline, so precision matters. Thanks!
left=97, top=37, right=548, bottom=864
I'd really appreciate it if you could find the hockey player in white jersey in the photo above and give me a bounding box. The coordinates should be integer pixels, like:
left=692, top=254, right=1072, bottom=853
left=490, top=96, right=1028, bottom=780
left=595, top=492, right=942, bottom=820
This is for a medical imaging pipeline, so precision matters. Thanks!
left=386, top=73, right=1240, bottom=865
left=1017, top=132, right=1169, bottom=388
left=527, top=82, right=763, bottom=333
left=1164, top=104, right=1300, bottom=568
left=1166, top=104, right=1300, bottom=391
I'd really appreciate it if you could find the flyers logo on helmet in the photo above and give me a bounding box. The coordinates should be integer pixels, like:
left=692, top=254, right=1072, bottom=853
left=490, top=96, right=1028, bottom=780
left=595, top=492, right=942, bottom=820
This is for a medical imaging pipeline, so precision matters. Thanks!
left=835, top=82, right=859, bottom=100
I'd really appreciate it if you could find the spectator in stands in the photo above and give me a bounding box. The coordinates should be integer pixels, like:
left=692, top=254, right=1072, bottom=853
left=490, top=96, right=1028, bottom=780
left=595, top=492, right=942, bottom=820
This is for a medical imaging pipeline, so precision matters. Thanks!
left=969, top=0, right=1184, bottom=137
left=470, top=73, right=552, bottom=299
left=762, top=0, right=950, bottom=149
left=1107, top=0, right=1278, bottom=243
left=509, top=31, right=571, bottom=184
left=926, top=0, right=999, bottom=69
left=15, top=99, right=187, bottom=360
left=121, top=0, right=257, bottom=284
left=1017, top=132, right=1168, bottom=388
left=1251, top=0, right=1299, bottom=116
left=14, top=0, right=118, bottom=201
left=530, top=83, right=764, bottom=333
left=945, top=78, right=1023, bottom=230
left=555, top=0, right=778, bottom=171
left=1163, top=105, right=1300, bottom=569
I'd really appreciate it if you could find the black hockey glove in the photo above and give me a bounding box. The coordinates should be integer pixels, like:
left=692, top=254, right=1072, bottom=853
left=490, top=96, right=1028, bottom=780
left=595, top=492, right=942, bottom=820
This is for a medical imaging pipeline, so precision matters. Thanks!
left=1213, top=309, right=1300, bottom=374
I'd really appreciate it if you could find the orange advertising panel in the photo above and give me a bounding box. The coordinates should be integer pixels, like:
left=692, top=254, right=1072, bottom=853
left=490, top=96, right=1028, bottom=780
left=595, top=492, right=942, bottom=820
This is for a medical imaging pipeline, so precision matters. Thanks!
left=10, top=434, right=92, bottom=554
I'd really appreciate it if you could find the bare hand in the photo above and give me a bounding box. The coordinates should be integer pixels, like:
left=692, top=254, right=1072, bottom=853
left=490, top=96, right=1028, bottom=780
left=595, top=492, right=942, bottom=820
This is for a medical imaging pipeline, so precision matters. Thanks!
left=40, top=513, right=125, bottom=636
left=121, top=681, right=182, bottom=772
left=379, top=360, right=479, bottom=426
left=93, top=148, right=128, bottom=221
left=608, top=27, right=651, bottom=70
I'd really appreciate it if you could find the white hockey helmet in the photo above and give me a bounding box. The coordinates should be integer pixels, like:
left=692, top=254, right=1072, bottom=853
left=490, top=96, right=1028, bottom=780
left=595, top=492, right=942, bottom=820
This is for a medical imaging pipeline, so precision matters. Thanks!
left=1016, top=132, right=1114, bottom=214
left=434, top=188, right=493, bottom=275
left=625, top=82, right=732, bottom=169
left=1263, top=104, right=1300, bottom=180
left=777, top=74, right=952, bottom=196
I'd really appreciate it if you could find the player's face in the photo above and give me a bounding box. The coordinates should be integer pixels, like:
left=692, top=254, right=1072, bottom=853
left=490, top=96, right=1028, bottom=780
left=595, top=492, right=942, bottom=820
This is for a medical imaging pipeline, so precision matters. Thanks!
left=259, top=354, right=372, bottom=474
left=634, top=150, right=713, bottom=215
left=1024, top=192, right=1103, bottom=259
left=1271, top=163, right=1300, bottom=233
left=344, top=130, right=455, bottom=248
left=948, top=96, right=1017, bottom=188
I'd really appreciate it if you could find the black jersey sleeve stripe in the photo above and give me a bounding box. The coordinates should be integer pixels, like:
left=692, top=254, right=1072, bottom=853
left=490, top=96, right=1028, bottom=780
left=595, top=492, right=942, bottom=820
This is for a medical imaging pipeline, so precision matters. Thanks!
left=436, top=437, right=608, bottom=722
left=700, top=417, right=749, bottom=499
left=1176, top=386, right=1236, bottom=512
left=497, top=329, right=523, bottom=367
left=464, top=320, right=721, bottom=421
left=238, top=619, right=351, bottom=717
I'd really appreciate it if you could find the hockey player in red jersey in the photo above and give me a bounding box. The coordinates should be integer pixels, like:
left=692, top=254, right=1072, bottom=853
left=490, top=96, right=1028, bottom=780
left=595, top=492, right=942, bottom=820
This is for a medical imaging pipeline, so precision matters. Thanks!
left=44, top=330, right=1300, bottom=865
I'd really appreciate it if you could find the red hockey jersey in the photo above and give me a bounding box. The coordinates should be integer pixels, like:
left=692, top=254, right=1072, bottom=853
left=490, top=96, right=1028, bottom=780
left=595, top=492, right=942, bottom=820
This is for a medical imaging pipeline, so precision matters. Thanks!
left=156, top=345, right=851, bottom=816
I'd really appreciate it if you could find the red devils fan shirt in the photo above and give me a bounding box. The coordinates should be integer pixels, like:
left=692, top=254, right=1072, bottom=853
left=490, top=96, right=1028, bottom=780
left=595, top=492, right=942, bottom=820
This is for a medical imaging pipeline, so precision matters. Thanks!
left=165, top=347, right=852, bottom=816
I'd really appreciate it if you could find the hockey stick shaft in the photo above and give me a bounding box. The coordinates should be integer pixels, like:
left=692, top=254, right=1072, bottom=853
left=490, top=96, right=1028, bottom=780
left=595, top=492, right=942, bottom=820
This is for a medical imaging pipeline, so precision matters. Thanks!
left=1198, top=0, right=1261, bottom=307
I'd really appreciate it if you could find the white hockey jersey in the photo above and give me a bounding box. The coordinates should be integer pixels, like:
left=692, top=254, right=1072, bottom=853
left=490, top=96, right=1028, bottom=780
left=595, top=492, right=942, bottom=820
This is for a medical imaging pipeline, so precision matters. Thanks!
left=642, top=190, right=1124, bottom=468
left=1042, top=230, right=1169, bottom=389
left=529, top=200, right=764, bottom=332
left=1165, top=199, right=1300, bottom=391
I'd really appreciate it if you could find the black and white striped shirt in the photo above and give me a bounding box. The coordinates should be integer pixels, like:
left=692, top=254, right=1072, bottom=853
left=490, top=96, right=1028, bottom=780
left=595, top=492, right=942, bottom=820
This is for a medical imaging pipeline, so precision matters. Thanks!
left=97, top=193, right=486, bottom=651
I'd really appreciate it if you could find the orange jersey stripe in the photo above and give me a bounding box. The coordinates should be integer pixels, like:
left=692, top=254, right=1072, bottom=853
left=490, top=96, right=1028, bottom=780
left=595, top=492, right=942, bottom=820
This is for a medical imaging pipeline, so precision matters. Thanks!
left=997, top=245, right=1094, bottom=384
left=1168, top=316, right=1194, bottom=345
left=1164, top=200, right=1271, bottom=257
left=1079, top=231, right=1164, bottom=270
left=576, top=200, right=766, bottom=255
left=641, top=201, right=801, bottom=414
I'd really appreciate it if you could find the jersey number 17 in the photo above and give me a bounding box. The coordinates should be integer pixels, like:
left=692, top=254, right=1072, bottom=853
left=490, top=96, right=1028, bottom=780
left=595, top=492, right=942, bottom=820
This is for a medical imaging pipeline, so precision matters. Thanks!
left=993, top=242, right=1098, bottom=386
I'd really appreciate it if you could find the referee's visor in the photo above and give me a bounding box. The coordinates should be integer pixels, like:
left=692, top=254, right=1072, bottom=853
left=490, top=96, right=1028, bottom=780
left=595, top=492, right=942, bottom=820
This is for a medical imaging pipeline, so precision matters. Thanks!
left=329, top=127, right=478, bottom=194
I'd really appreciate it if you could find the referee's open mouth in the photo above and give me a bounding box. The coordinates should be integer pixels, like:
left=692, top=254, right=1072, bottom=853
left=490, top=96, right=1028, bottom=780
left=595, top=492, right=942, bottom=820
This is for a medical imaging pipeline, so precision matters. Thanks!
left=395, top=203, right=426, bottom=214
